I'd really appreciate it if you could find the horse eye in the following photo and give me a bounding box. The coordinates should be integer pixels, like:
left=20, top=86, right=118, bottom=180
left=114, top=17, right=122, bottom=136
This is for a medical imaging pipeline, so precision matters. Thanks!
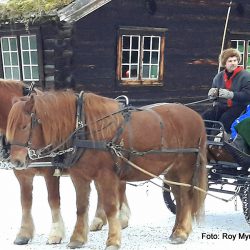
left=21, top=125, right=28, bottom=130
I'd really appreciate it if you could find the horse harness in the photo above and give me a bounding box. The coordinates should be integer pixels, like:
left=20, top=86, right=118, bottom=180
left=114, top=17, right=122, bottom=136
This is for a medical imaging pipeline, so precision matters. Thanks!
left=23, top=92, right=202, bottom=184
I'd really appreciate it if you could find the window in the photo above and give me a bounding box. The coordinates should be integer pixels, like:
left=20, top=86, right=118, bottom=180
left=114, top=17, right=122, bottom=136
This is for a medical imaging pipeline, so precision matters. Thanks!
left=0, top=35, right=39, bottom=81
left=231, top=40, right=250, bottom=72
left=117, top=27, right=166, bottom=86
left=1, top=37, right=20, bottom=80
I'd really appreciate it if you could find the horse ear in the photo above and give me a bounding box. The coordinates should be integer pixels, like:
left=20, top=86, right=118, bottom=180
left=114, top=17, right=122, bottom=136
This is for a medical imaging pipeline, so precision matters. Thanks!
left=24, top=95, right=35, bottom=114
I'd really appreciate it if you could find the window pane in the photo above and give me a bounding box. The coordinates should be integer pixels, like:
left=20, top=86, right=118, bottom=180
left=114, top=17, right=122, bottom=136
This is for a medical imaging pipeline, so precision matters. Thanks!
left=247, top=55, right=250, bottom=67
left=23, top=66, right=31, bottom=79
left=132, top=36, right=139, bottom=49
left=151, top=52, right=159, bottom=64
left=143, top=51, right=150, bottom=63
left=238, top=42, right=244, bottom=53
left=131, top=65, right=138, bottom=78
left=231, top=40, right=237, bottom=49
left=150, top=65, right=158, bottom=78
left=21, top=36, right=29, bottom=50
left=22, top=51, right=30, bottom=64
left=122, top=65, right=129, bottom=78
left=3, top=53, right=11, bottom=65
left=142, top=65, right=149, bottom=78
left=10, top=38, right=17, bottom=50
left=13, top=67, right=20, bottom=80
left=31, top=51, right=38, bottom=64
left=122, top=36, right=130, bottom=49
left=32, top=66, right=39, bottom=79
left=11, top=52, right=18, bottom=65
left=152, top=37, right=159, bottom=50
left=131, top=51, right=138, bottom=63
left=30, top=36, right=37, bottom=50
left=143, top=37, right=151, bottom=50
left=122, top=51, right=129, bottom=63
left=4, top=67, right=13, bottom=79
left=1, top=38, right=9, bottom=51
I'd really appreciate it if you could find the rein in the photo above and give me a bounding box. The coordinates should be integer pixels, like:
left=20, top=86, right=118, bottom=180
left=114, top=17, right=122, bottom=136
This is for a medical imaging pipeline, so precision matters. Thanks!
left=184, top=96, right=216, bottom=106
left=111, top=146, right=232, bottom=202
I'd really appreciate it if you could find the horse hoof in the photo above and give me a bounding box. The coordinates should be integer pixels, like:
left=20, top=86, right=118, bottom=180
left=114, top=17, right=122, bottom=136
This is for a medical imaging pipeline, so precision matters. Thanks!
left=90, top=217, right=105, bottom=231
left=47, top=236, right=62, bottom=244
left=14, top=236, right=30, bottom=245
left=67, top=241, right=84, bottom=249
left=105, top=245, right=120, bottom=250
left=168, top=234, right=187, bottom=244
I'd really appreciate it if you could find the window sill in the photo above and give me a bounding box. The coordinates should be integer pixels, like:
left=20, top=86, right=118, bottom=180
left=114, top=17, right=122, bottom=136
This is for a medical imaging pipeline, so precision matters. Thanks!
left=120, top=81, right=163, bottom=87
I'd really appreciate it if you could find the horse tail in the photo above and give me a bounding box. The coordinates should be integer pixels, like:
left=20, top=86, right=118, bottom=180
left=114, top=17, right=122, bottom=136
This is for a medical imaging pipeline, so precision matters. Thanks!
left=191, top=132, right=208, bottom=221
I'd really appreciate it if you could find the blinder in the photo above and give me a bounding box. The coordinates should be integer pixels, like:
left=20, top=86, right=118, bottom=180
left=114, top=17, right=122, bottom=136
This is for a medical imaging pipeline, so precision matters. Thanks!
left=10, top=111, right=41, bottom=148
left=0, top=133, right=10, bottom=160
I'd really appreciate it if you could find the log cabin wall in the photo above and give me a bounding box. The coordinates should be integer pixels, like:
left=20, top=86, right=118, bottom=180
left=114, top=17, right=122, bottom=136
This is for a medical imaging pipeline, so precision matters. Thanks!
left=62, top=0, right=234, bottom=107
left=1, top=0, right=250, bottom=110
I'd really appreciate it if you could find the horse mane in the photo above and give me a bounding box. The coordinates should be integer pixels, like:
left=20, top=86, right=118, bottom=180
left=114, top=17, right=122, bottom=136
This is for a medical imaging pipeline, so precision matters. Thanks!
left=34, top=90, right=77, bottom=146
left=0, top=78, right=25, bottom=94
left=7, top=90, right=123, bottom=147
left=84, top=93, right=122, bottom=140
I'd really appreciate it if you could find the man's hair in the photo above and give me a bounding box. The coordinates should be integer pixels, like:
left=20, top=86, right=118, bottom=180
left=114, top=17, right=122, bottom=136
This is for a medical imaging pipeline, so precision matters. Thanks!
left=219, top=48, right=242, bottom=67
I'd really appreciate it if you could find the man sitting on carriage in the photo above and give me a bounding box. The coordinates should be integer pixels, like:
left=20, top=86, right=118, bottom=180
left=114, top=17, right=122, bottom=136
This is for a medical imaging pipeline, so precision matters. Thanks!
left=203, top=48, right=250, bottom=134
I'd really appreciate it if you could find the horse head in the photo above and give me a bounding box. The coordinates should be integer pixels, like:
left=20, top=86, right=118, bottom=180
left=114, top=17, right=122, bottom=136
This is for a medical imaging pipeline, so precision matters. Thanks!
left=6, top=94, right=44, bottom=169
left=6, top=91, right=78, bottom=169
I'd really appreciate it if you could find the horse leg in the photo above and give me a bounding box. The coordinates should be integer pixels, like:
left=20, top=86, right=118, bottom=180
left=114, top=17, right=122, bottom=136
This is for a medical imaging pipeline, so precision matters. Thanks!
left=168, top=184, right=181, bottom=233
left=68, top=173, right=91, bottom=249
left=90, top=180, right=130, bottom=231
left=169, top=185, right=192, bottom=244
left=99, top=172, right=122, bottom=250
left=89, top=181, right=107, bottom=231
left=118, top=181, right=130, bottom=229
left=43, top=172, right=65, bottom=244
left=13, top=170, right=35, bottom=245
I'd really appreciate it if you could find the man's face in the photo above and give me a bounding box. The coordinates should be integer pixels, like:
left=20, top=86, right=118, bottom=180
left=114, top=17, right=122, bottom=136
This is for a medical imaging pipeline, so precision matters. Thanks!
left=225, top=56, right=239, bottom=72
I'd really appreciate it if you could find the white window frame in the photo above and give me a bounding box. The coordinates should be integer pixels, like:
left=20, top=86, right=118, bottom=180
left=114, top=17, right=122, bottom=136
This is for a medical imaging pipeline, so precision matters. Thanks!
left=0, top=34, right=39, bottom=81
left=120, top=34, right=161, bottom=82
left=231, top=39, right=250, bottom=72
left=141, top=36, right=161, bottom=80
left=20, top=35, right=39, bottom=81
left=0, top=36, right=21, bottom=80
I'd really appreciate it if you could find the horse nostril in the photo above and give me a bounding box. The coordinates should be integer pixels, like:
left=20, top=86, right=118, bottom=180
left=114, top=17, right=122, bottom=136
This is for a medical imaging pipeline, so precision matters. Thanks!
left=13, top=160, right=20, bottom=167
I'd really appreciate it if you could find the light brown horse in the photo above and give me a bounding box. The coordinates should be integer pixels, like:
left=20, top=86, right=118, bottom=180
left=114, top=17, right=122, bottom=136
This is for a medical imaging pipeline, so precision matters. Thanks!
left=0, top=80, right=66, bottom=244
left=0, top=80, right=129, bottom=245
left=6, top=90, right=207, bottom=249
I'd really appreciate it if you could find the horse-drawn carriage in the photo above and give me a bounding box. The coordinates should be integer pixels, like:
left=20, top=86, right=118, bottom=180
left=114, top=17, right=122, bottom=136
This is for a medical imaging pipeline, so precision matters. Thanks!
left=163, top=120, right=250, bottom=225
left=0, top=80, right=249, bottom=249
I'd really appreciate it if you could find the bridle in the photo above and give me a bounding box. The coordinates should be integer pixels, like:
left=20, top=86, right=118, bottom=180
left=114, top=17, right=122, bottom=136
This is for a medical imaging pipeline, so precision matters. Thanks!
left=10, top=111, right=41, bottom=148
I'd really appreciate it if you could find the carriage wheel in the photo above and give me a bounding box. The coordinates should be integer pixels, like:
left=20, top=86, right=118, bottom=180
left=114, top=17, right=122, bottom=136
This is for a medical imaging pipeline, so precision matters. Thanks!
left=162, top=182, right=176, bottom=214
left=242, top=183, right=250, bottom=226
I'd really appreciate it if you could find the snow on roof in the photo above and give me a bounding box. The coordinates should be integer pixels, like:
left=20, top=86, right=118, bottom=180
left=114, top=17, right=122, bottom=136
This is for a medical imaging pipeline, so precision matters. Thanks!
left=58, top=0, right=112, bottom=23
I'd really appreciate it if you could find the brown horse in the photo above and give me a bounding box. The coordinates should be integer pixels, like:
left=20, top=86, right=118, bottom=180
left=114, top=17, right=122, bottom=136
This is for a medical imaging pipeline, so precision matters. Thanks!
left=6, top=90, right=207, bottom=249
left=0, top=80, right=129, bottom=245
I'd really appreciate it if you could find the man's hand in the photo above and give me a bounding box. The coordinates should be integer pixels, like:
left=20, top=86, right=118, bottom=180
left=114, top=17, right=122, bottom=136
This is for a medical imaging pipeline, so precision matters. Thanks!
left=219, top=89, right=234, bottom=99
left=208, top=88, right=218, bottom=97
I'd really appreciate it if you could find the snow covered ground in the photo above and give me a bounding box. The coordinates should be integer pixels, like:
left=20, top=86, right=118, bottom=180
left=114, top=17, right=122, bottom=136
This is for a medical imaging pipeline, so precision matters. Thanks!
left=0, top=170, right=249, bottom=250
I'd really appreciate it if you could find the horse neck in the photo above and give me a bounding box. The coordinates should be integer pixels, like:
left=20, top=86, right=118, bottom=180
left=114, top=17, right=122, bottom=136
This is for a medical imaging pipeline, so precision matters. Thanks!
left=35, top=92, right=77, bottom=146
left=0, top=85, right=23, bottom=133
left=84, top=93, right=121, bottom=140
